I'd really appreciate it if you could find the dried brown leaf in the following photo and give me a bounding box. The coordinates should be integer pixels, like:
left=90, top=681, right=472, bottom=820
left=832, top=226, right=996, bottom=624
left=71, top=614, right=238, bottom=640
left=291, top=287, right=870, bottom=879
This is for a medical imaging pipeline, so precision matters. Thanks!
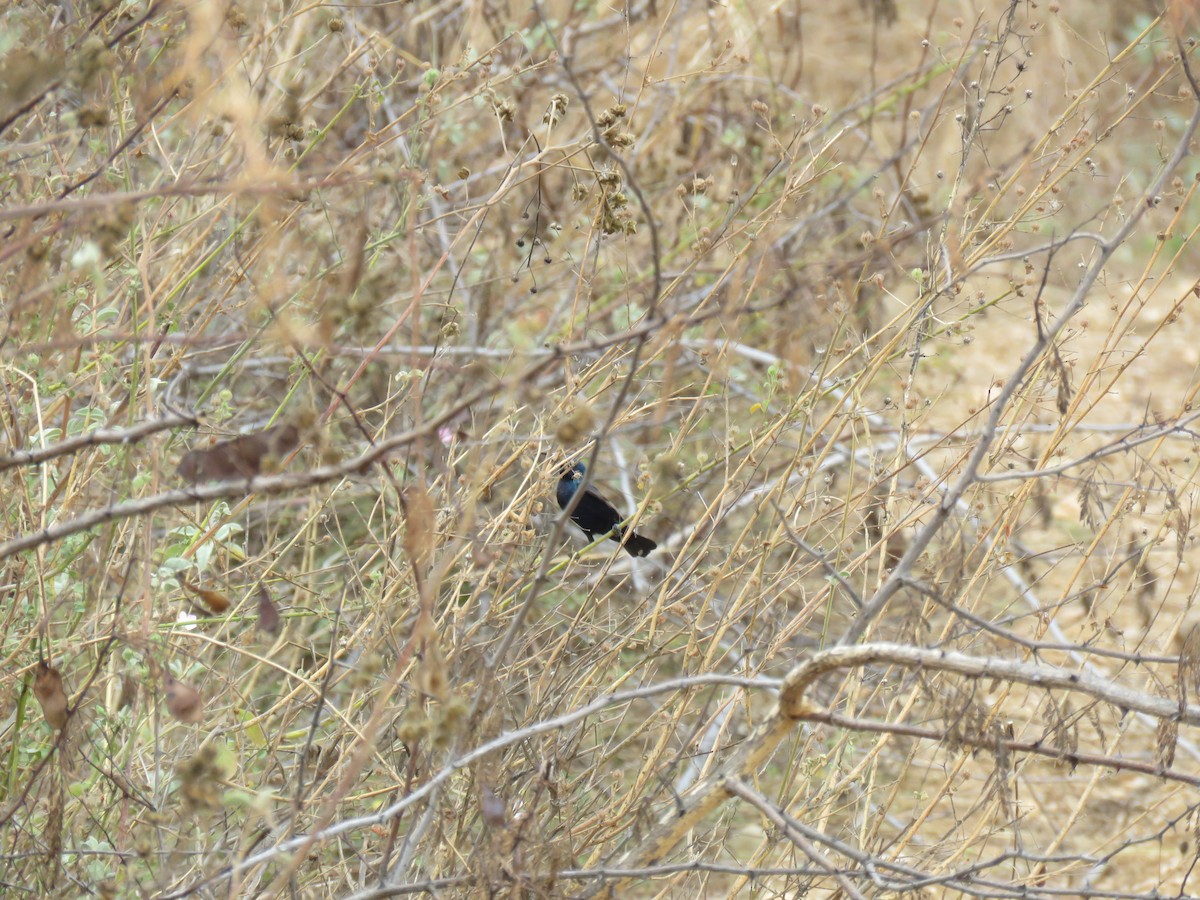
left=33, top=661, right=69, bottom=729
left=115, top=673, right=138, bottom=712
left=180, top=577, right=230, bottom=613
left=256, top=583, right=281, bottom=636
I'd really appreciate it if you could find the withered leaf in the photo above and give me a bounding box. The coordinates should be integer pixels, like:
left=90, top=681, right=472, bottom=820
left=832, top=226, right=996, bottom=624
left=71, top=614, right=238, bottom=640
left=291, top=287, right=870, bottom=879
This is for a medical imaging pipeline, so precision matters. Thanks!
left=177, top=423, right=300, bottom=484
left=256, top=583, right=281, bottom=636
left=33, top=661, right=69, bottom=729
left=115, top=672, right=138, bottom=712
left=164, top=676, right=205, bottom=724
left=179, top=576, right=230, bottom=613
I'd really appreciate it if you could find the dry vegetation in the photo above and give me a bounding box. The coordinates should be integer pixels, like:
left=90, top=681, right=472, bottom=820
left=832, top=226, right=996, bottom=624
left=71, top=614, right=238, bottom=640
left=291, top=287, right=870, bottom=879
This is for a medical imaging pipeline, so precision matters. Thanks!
left=5, top=0, right=1200, bottom=896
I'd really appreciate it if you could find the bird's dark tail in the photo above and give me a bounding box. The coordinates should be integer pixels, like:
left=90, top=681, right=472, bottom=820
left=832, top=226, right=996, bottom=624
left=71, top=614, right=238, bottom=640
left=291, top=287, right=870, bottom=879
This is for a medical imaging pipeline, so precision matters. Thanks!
left=618, top=531, right=657, bottom=557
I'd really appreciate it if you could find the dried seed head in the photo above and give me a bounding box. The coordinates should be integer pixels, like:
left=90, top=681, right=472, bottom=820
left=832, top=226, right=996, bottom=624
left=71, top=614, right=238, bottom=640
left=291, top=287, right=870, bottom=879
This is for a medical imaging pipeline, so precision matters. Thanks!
left=543, top=92, right=569, bottom=127
left=555, top=401, right=597, bottom=444
left=492, top=96, right=516, bottom=122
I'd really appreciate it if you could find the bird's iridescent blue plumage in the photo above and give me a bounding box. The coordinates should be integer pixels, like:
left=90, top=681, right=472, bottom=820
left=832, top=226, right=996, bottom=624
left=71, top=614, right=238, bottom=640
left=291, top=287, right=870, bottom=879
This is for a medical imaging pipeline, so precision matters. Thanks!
left=556, top=462, right=656, bottom=557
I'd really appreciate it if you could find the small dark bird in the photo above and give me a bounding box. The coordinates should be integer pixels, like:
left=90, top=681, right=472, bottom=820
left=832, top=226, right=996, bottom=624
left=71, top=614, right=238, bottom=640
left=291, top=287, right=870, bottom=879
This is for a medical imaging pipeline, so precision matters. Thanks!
left=556, top=463, right=657, bottom=557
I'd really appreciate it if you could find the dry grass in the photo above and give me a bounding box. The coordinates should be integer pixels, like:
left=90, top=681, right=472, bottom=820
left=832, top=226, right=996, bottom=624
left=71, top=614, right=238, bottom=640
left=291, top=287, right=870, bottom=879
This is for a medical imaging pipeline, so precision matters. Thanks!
left=3, top=0, right=1200, bottom=897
